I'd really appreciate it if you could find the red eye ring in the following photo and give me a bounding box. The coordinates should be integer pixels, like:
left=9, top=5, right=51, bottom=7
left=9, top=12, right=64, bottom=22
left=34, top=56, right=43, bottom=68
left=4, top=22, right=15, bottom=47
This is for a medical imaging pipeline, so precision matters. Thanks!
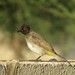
left=23, top=27, right=27, bottom=30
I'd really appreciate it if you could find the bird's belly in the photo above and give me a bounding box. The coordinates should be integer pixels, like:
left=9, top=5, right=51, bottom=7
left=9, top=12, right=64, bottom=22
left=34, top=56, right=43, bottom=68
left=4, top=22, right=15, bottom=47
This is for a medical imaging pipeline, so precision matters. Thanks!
left=27, top=42, right=44, bottom=55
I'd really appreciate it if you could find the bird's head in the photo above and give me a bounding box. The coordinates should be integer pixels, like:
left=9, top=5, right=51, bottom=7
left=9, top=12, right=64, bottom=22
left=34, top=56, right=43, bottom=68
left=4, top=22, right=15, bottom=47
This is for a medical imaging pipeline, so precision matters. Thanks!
left=18, top=24, right=31, bottom=35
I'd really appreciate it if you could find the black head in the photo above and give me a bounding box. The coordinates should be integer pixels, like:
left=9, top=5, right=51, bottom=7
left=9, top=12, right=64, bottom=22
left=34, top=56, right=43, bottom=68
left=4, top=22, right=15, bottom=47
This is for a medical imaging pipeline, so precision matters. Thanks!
left=18, top=24, right=31, bottom=35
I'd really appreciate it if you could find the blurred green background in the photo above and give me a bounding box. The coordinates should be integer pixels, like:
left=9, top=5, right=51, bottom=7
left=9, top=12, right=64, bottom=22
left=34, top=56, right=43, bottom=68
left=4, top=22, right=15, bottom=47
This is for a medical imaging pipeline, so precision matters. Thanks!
left=0, top=0, right=75, bottom=60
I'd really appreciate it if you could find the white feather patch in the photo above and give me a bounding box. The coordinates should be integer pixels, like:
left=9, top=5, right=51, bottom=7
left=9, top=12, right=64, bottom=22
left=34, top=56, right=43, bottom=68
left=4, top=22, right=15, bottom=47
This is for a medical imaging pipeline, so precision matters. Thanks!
left=26, top=41, right=44, bottom=55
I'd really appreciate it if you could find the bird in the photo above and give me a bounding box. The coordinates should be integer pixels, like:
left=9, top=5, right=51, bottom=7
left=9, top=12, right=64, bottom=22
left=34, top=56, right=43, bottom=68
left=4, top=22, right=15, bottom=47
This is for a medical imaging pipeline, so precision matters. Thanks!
left=18, top=24, right=74, bottom=68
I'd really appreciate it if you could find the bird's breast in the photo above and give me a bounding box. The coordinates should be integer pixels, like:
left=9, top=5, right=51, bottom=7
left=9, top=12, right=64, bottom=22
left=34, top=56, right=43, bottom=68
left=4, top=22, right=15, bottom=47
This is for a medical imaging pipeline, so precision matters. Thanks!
left=26, top=41, right=44, bottom=55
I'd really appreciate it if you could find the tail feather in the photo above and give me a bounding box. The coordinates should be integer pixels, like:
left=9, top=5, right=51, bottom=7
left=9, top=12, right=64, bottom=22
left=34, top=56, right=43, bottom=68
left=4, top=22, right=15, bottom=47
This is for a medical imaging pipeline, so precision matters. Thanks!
left=54, top=51, right=75, bottom=69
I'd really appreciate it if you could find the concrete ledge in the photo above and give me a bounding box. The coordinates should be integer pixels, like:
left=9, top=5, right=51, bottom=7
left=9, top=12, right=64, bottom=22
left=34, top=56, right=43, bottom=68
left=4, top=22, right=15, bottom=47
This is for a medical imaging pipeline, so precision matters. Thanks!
left=0, top=60, right=75, bottom=75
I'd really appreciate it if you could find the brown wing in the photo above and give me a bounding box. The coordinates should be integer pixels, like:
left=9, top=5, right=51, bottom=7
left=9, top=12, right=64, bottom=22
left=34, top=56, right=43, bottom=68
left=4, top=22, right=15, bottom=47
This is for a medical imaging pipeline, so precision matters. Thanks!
left=30, top=32, right=56, bottom=53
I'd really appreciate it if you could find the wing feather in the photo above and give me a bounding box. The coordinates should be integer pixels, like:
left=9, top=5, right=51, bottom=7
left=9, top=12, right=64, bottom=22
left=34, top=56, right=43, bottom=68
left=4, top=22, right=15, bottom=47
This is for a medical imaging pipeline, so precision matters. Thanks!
left=30, top=32, right=56, bottom=54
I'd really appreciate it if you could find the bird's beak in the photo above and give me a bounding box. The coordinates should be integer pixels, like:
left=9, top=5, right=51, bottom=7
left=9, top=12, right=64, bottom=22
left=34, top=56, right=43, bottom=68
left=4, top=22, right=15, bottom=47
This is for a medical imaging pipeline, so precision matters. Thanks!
left=17, top=30, right=21, bottom=32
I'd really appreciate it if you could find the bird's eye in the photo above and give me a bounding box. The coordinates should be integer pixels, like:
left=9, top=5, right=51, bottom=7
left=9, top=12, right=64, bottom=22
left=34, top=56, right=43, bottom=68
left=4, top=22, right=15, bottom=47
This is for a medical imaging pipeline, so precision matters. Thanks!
left=21, top=27, right=23, bottom=30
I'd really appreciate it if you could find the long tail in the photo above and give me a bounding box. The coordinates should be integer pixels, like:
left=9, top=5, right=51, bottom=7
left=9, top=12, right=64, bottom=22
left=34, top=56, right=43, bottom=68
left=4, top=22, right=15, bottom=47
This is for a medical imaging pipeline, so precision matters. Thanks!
left=54, top=52, right=75, bottom=69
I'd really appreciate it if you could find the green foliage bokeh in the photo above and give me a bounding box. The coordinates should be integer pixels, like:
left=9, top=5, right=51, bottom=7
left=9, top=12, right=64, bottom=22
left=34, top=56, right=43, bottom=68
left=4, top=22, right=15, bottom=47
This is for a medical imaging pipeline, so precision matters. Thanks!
left=0, top=0, right=75, bottom=53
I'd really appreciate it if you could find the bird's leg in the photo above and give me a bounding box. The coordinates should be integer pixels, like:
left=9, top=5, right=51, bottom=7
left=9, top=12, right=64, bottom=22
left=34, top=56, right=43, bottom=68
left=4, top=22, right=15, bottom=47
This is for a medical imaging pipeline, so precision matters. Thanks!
left=36, top=56, right=42, bottom=60
left=36, top=54, right=44, bottom=60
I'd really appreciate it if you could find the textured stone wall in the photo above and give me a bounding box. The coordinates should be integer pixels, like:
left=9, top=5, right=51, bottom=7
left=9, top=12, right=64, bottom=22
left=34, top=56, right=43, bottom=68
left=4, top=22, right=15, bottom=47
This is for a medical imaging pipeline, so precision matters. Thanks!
left=0, top=60, right=75, bottom=75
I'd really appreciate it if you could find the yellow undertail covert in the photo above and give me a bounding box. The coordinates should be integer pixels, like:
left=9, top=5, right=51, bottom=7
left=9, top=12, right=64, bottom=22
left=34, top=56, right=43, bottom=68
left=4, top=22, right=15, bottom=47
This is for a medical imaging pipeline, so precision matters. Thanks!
left=45, top=51, right=56, bottom=56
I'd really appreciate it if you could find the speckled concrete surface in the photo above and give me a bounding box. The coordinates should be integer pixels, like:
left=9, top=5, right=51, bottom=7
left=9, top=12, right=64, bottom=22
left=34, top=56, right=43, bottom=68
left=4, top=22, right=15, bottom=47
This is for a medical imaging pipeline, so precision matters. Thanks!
left=0, top=60, right=75, bottom=75
left=0, top=61, right=7, bottom=75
